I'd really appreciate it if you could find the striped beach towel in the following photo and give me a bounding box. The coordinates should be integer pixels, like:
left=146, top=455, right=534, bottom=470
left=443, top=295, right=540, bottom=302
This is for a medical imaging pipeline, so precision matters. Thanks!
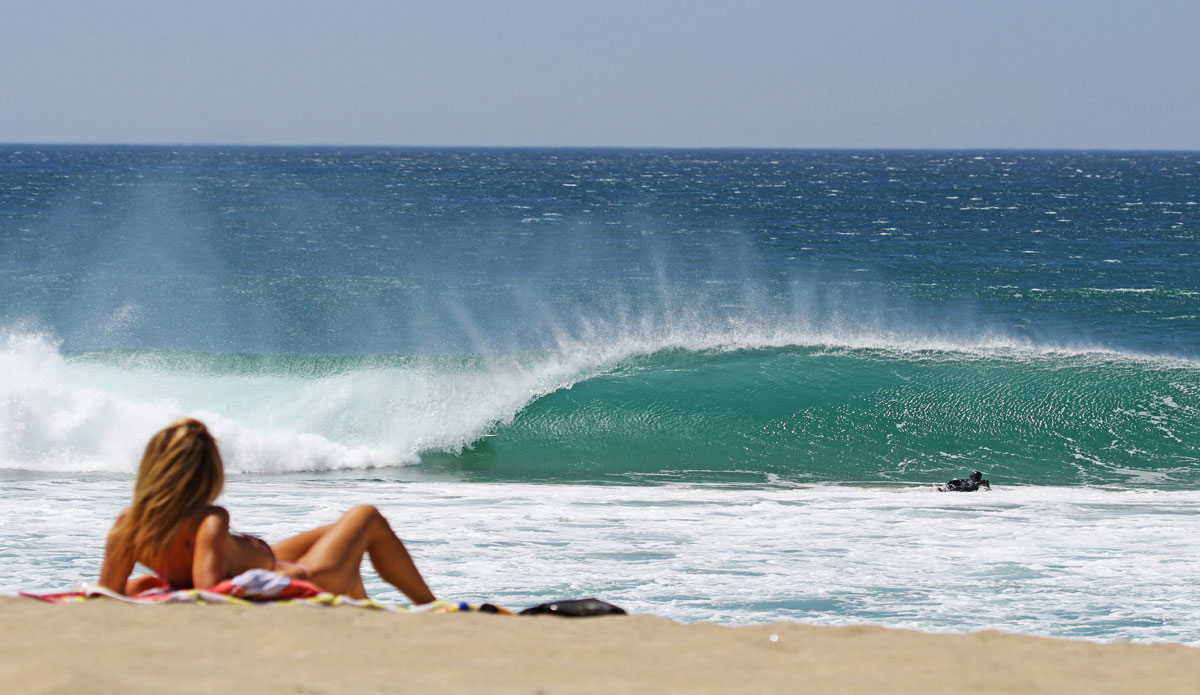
left=21, top=568, right=509, bottom=614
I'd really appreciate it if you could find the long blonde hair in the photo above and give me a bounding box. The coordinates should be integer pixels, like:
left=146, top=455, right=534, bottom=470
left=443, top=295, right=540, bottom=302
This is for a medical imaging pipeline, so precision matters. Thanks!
left=111, top=418, right=225, bottom=561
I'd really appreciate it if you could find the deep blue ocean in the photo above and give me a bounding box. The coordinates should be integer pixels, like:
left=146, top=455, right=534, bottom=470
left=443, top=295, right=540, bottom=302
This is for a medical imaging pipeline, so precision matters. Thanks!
left=2, top=146, right=1198, bottom=641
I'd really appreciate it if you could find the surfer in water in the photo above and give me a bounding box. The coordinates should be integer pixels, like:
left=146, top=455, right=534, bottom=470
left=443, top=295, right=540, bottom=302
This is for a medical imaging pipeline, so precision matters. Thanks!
left=938, top=470, right=990, bottom=492
left=99, top=418, right=436, bottom=604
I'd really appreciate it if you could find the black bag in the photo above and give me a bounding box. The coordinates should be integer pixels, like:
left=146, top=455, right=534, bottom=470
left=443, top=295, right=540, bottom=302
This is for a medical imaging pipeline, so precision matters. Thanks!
left=518, top=598, right=627, bottom=617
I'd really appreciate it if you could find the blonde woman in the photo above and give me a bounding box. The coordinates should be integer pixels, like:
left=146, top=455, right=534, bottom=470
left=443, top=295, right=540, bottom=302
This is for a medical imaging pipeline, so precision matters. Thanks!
left=99, top=418, right=436, bottom=604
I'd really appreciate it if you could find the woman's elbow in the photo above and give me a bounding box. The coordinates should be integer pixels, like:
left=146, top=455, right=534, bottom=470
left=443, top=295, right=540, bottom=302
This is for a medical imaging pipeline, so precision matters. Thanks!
left=124, top=575, right=163, bottom=595
left=191, top=559, right=228, bottom=590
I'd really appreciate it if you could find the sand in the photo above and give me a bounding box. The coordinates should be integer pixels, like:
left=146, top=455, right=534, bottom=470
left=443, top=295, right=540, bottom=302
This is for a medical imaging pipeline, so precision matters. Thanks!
left=2, top=596, right=1197, bottom=694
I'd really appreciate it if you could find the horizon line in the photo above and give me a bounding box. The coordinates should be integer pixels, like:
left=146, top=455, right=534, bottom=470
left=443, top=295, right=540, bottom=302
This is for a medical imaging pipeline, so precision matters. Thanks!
left=2, top=141, right=1199, bottom=154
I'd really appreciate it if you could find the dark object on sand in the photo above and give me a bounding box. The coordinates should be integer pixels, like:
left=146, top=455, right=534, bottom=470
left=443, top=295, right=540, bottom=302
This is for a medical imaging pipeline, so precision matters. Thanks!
left=938, top=470, right=991, bottom=492
left=519, top=598, right=628, bottom=617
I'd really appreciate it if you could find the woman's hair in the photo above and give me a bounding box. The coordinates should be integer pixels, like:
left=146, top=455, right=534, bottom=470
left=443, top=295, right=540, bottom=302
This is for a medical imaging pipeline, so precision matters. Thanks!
left=110, top=418, right=225, bottom=561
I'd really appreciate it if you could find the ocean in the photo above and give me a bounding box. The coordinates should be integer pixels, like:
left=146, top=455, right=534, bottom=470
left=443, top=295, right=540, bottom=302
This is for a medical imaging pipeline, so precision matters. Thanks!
left=1, top=146, right=1197, bottom=643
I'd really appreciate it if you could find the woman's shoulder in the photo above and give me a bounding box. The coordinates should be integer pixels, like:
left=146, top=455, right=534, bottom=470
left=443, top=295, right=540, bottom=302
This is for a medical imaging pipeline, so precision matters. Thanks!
left=191, top=505, right=232, bottom=536
left=157, top=506, right=231, bottom=542
left=195, top=504, right=229, bottom=519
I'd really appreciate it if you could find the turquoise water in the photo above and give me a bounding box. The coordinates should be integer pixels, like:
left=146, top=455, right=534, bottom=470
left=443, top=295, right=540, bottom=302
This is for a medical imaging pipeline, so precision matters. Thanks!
left=38, top=344, right=1198, bottom=487
left=1, top=146, right=1198, bottom=640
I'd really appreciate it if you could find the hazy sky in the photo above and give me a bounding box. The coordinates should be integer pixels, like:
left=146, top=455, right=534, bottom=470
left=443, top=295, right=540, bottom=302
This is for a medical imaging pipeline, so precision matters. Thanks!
left=3, top=0, right=1198, bottom=149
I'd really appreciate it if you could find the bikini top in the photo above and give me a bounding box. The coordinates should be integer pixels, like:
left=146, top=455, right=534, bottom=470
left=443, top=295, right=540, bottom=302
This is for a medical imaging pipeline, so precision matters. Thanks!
left=234, top=532, right=276, bottom=568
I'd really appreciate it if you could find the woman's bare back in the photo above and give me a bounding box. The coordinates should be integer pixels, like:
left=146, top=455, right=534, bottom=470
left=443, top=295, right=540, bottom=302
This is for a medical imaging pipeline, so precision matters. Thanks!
left=130, top=505, right=274, bottom=589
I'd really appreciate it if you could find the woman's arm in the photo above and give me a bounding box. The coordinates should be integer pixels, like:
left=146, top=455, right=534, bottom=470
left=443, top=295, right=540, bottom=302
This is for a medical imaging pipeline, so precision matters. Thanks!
left=98, top=510, right=135, bottom=594
left=191, top=507, right=233, bottom=589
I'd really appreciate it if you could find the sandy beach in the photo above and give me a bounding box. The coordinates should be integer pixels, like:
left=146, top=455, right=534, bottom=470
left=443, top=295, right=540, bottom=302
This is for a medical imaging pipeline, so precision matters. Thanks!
left=2, top=597, right=1197, bottom=694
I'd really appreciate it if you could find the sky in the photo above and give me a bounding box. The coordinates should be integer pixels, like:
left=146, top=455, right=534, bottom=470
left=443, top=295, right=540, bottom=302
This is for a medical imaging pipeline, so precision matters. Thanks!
left=2, top=0, right=1198, bottom=149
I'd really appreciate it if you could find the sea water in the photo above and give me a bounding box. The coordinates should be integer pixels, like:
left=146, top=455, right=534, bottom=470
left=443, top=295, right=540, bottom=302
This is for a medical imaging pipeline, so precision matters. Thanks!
left=1, top=147, right=1198, bottom=643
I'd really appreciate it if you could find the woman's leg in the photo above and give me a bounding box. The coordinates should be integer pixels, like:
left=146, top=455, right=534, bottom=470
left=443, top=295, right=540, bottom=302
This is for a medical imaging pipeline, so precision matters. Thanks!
left=271, top=505, right=435, bottom=604
left=270, top=523, right=356, bottom=584
left=271, top=523, right=334, bottom=563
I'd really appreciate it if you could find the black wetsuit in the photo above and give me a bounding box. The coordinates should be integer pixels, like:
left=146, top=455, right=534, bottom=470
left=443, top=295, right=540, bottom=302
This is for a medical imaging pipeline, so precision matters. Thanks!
left=939, top=471, right=990, bottom=492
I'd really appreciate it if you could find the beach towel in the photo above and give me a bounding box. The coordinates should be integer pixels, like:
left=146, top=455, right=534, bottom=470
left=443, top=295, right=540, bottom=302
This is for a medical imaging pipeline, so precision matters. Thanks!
left=20, top=568, right=510, bottom=614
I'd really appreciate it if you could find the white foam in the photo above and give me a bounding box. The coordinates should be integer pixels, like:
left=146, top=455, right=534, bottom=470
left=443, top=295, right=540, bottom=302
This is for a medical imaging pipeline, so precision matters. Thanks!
left=0, top=331, right=173, bottom=473
left=0, top=332, right=399, bottom=473
left=5, top=478, right=1200, bottom=644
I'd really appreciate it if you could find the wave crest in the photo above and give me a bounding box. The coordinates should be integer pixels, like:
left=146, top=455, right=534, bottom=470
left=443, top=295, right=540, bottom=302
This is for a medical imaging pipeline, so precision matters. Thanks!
left=3, top=325, right=1196, bottom=482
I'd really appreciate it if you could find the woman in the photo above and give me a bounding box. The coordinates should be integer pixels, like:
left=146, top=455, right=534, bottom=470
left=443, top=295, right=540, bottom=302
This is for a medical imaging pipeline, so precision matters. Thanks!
left=99, top=418, right=436, bottom=604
